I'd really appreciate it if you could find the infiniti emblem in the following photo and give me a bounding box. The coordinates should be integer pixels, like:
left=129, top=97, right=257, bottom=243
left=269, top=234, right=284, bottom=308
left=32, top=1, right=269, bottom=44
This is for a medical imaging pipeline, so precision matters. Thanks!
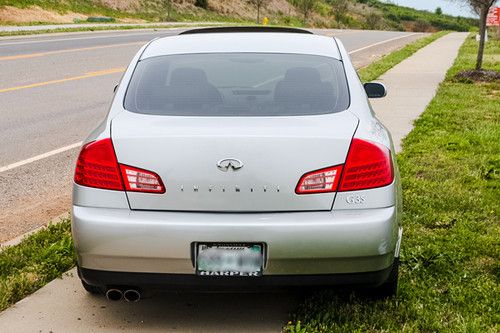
left=217, top=158, right=244, bottom=172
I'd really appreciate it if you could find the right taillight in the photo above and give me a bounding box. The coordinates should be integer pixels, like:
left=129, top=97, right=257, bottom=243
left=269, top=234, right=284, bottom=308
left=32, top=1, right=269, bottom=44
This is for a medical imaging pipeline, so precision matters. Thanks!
left=338, top=138, right=394, bottom=192
left=296, top=165, right=343, bottom=194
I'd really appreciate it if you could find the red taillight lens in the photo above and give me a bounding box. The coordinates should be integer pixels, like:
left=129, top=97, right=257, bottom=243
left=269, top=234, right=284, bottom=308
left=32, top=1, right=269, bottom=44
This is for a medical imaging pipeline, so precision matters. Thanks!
left=295, top=139, right=393, bottom=195
left=75, top=138, right=165, bottom=193
left=120, top=164, right=165, bottom=194
left=338, top=138, right=393, bottom=192
left=296, top=165, right=343, bottom=194
left=74, top=138, right=124, bottom=191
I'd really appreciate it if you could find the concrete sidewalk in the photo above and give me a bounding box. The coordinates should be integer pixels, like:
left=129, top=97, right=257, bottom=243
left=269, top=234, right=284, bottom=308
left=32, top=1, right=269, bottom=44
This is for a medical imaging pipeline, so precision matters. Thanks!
left=0, top=32, right=468, bottom=333
left=371, top=32, right=468, bottom=152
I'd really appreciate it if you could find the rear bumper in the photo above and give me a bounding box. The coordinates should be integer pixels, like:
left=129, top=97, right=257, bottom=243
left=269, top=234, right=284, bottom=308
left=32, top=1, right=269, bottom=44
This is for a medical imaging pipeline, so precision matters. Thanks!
left=72, top=205, right=400, bottom=277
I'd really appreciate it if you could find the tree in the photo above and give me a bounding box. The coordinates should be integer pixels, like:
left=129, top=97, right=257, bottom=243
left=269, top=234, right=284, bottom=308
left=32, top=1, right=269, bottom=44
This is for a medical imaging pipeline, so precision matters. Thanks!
left=435, top=6, right=443, bottom=15
left=151, top=0, right=173, bottom=21
left=331, top=0, right=350, bottom=23
left=298, top=0, right=317, bottom=24
left=248, top=0, right=269, bottom=23
left=165, top=0, right=172, bottom=20
left=453, top=0, right=497, bottom=70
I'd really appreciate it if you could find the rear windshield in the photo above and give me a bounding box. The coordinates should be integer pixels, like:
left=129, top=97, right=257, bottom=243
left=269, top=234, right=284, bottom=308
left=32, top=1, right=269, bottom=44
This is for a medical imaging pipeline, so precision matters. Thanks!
left=124, top=53, right=350, bottom=117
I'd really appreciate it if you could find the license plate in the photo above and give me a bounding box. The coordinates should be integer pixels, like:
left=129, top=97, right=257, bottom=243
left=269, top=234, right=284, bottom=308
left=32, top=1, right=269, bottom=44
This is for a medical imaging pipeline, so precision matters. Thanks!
left=196, top=243, right=264, bottom=277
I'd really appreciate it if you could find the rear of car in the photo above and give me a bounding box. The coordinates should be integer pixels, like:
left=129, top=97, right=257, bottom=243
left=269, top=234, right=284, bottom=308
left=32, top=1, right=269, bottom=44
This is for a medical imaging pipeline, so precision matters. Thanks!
left=72, top=28, right=402, bottom=299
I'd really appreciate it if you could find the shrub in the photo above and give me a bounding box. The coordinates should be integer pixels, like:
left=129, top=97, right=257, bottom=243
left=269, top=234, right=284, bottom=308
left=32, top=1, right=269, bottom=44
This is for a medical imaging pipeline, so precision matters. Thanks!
left=365, top=12, right=383, bottom=30
left=413, top=19, right=432, bottom=32
left=194, top=0, right=208, bottom=9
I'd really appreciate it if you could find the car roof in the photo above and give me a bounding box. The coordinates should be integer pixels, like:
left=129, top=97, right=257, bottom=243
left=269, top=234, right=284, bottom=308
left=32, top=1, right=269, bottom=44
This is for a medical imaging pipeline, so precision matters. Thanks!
left=140, top=29, right=341, bottom=60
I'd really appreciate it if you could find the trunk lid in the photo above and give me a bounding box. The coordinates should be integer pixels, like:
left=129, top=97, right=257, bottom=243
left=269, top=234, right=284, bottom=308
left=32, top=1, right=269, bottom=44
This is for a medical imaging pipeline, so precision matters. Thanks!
left=112, top=111, right=358, bottom=212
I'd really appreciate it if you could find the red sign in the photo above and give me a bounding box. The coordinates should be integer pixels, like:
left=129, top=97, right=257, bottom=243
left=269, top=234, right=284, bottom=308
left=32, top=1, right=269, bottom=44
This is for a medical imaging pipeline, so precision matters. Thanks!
left=487, top=7, right=500, bottom=26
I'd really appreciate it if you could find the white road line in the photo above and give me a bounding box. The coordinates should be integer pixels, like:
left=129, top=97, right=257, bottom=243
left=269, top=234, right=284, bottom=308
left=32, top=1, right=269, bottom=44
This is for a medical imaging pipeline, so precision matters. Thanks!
left=348, top=33, right=420, bottom=54
left=0, top=31, right=178, bottom=46
left=0, top=33, right=422, bottom=173
left=0, top=142, right=82, bottom=173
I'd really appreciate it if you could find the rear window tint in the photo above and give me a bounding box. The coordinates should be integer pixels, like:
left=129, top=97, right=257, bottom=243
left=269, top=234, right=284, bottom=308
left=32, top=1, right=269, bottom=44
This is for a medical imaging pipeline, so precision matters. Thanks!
left=124, top=53, right=350, bottom=117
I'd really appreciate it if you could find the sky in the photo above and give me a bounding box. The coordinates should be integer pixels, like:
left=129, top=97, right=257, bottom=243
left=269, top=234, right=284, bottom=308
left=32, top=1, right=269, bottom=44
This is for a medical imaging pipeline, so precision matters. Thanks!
left=381, top=0, right=480, bottom=18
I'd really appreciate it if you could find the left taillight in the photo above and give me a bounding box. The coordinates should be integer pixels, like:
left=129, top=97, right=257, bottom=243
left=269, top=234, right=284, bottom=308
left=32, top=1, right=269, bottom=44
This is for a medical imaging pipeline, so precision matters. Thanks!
left=74, top=138, right=123, bottom=191
left=74, top=138, right=165, bottom=193
left=120, top=164, right=165, bottom=194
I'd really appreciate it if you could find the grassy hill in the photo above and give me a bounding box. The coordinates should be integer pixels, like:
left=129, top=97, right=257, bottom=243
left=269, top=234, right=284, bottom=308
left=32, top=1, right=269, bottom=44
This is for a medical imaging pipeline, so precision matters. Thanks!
left=357, top=0, right=476, bottom=32
left=0, top=0, right=477, bottom=32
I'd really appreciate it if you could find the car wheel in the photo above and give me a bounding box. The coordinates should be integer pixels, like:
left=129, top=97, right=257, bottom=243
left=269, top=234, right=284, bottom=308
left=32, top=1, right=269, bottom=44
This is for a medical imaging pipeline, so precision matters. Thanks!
left=81, top=279, right=102, bottom=295
left=372, top=257, right=399, bottom=298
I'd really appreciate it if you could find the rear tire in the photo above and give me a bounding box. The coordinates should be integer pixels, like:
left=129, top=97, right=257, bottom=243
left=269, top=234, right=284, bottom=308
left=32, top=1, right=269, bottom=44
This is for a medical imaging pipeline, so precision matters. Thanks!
left=372, top=257, right=399, bottom=298
left=81, top=279, right=102, bottom=295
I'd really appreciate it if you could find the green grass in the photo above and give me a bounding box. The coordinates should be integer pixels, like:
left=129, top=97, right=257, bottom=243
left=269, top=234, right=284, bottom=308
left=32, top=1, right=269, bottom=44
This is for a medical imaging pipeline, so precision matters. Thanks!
left=0, top=0, right=150, bottom=21
left=0, top=220, right=76, bottom=312
left=358, top=31, right=448, bottom=82
left=285, top=35, right=499, bottom=332
left=0, top=0, right=249, bottom=25
left=356, top=0, right=477, bottom=32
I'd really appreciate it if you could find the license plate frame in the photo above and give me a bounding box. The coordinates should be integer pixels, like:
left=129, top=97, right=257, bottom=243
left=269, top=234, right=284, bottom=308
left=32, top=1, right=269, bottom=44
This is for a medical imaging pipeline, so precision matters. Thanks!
left=194, top=242, right=265, bottom=277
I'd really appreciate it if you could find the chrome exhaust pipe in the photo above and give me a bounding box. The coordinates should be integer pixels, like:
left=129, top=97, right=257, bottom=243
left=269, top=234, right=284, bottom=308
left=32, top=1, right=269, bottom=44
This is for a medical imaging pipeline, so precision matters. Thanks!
left=105, top=288, right=123, bottom=301
left=123, top=289, right=141, bottom=302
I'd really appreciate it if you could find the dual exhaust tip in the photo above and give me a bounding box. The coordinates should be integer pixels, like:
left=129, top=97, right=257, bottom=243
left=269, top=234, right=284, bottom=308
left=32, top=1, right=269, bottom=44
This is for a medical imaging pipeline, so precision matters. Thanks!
left=106, top=288, right=141, bottom=302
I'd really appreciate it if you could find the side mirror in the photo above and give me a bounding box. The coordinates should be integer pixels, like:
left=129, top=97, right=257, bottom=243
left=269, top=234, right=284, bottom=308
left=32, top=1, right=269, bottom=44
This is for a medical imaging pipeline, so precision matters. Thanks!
left=364, top=82, right=387, bottom=98
left=113, top=84, right=118, bottom=93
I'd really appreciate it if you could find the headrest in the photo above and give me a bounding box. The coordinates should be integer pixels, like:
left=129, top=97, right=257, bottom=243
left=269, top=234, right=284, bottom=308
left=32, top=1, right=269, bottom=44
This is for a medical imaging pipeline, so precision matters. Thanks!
left=284, top=67, right=321, bottom=83
left=170, top=68, right=208, bottom=84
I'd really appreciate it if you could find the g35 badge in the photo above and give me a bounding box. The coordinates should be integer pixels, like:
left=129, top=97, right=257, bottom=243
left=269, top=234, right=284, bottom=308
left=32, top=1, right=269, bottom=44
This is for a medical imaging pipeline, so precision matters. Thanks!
left=346, top=195, right=366, bottom=204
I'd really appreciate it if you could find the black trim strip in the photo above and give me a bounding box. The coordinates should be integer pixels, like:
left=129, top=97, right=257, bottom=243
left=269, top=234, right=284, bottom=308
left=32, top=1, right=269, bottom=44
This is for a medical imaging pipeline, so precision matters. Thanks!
left=180, top=27, right=313, bottom=35
left=78, top=265, right=393, bottom=291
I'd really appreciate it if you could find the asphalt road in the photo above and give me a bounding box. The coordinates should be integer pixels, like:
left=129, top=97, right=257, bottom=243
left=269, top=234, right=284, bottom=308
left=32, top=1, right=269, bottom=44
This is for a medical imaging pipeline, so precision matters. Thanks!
left=0, top=28, right=424, bottom=243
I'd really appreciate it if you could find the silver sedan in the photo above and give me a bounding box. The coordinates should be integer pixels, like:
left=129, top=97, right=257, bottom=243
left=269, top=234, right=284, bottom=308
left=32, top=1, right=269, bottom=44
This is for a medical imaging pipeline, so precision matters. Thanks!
left=72, top=27, right=402, bottom=302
